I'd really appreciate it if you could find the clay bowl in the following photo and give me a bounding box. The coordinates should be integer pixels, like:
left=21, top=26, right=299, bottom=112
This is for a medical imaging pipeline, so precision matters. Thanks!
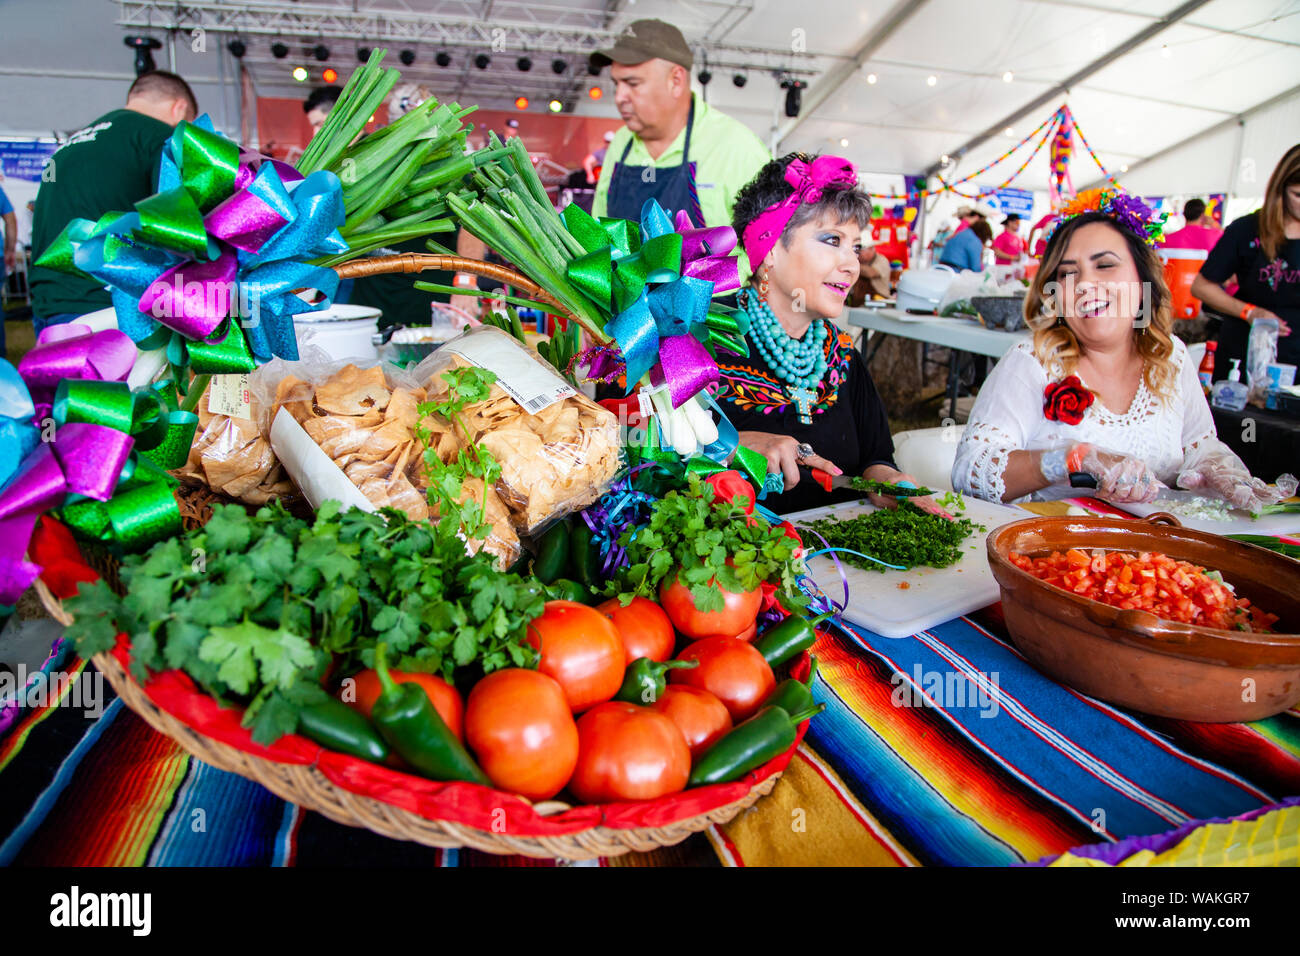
left=986, top=513, right=1300, bottom=723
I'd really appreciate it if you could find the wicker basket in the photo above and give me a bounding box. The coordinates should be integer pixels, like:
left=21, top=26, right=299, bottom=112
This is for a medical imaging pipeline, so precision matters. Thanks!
left=36, top=579, right=784, bottom=860
left=32, top=267, right=796, bottom=858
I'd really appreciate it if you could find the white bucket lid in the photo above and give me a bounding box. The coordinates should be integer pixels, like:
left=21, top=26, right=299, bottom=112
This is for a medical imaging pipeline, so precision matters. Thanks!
left=293, top=303, right=383, bottom=324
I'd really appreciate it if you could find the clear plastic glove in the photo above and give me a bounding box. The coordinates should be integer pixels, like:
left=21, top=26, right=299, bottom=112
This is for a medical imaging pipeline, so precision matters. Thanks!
left=1041, top=443, right=1164, bottom=504
left=1178, top=456, right=1298, bottom=513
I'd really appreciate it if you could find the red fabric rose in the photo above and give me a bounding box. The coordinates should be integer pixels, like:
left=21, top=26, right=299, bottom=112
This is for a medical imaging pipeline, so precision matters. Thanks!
left=1043, top=375, right=1094, bottom=425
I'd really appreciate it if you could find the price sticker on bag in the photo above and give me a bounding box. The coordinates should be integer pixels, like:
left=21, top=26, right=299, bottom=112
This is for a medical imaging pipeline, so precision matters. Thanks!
left=207, top=373, right=253, bottom=420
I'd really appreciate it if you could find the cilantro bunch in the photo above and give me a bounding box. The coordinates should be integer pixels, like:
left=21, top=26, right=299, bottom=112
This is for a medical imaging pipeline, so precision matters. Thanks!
left=601, top=475, right=807, bottom=613
left=416, top=365, right=503, bottom=545
left=65, top=501, right=544, bottom=744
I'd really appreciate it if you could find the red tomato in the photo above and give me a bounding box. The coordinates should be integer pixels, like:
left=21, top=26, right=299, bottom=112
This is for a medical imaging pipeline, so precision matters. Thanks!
left=650, top=685, right=733, bottom=760
left=465, top=669, right=579, bottom=801
left=670, top=636, right=776, bottom=722
left=596, top=596, right=676, bottom=664
left=659, top=575, right=762, bottom=641
left=732, top=621, right=758, bottom=643
left=345, top=669, right=464, bottom=741
left=568, top=701, right=690, bottom=804
left=526, top=600, right=626, bottom=712
left=704, top=470, right=756, bottom=515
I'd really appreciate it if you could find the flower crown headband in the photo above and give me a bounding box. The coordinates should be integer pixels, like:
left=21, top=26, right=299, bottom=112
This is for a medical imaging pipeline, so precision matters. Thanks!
left=1045, top=187, right=1167, bottom=250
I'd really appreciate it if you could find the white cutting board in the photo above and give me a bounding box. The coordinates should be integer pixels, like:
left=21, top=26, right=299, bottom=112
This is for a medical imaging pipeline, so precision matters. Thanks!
left=783, top=496, right=1025, bottom=639
left=1117, top=499, right=1300, bottom=538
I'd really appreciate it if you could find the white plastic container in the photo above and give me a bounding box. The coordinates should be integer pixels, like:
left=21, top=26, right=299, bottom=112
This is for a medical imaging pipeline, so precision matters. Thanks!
left=292, top=304, right=383, bottom=362
left=896, top=266, right=956, bottom=313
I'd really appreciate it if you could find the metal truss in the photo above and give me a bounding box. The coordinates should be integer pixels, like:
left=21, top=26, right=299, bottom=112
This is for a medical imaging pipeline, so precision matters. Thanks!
left=116, top=1, right=829, bottom=113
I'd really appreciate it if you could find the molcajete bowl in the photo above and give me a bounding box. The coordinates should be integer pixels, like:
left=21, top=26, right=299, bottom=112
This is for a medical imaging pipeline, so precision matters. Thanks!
left=986, top=514, right=1300, bottom=722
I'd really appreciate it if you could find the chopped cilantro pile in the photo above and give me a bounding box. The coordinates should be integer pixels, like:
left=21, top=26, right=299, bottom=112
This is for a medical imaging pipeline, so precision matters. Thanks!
left=803, top=502, right=985, bottom=573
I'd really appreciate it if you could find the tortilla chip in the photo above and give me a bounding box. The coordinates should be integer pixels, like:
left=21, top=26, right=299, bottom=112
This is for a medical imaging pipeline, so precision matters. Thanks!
left=314, top=364, right=390, bottom=415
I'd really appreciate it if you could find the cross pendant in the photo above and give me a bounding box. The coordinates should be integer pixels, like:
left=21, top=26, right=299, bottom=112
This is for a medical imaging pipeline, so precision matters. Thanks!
left=788, top=386, right=816, bottom=425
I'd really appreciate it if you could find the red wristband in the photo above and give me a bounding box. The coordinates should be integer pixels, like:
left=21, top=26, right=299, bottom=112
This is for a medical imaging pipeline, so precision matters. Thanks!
left=1240, top=304, right=1254, bottom=321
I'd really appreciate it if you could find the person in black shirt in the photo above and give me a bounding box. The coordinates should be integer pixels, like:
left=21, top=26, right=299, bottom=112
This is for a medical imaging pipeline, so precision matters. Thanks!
left=718, top=153, right=947, bottom=516
left=1192, top=143, right=1300, bottom=379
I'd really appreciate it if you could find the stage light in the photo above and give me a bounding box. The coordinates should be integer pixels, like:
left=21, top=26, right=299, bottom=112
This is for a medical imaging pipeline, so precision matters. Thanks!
left=293, top=67, right=309, bottom=82
left=400, top=49, right=415, bottom=66
left=548, top=99, right=563, bottom=113
left=515, top=96, right=529, bottom=110
left=697, top=69, right=712, bottom=85
left=322, top=67, right=338, bottom=83
left=840, top=138, right=849, bottom=147
left=552, top=58, right=567, bottom=74
left=1004, top=127, right=1014, bottom=136
left=313, top=44, right=329, bottom=62
left=517, top=56, right=532, bottom=71
left=587, top=63, right=601, bottom=76
left=780, top=78, right=805, bottom=118
left=865, top=72, right=877, bottom=84
left=475, top=53, right=491, bottom=69
left=506, top=118, right=520, bottom=129
left=123, top=36, right=161, bottom=76
left=357, top=47, right=371, bottom=62
left=926, top=74, right=937, bottom=86
left=733, top=73, right=747, bottom=88
left=271, top=41, right=289, bottom=59
left=227, top=38, right=246, bottom=58
left=435, top=51, right=452, bottom=67
left=588, top=86, right=603, bottom=99
left=1002, top=71, right=1013, bottom=82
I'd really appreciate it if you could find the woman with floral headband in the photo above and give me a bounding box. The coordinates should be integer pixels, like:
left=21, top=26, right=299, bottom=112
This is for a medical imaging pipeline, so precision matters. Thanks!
left=952, top=188, right=1295, bottom=510
left=718, top=153, right=948, bottom=516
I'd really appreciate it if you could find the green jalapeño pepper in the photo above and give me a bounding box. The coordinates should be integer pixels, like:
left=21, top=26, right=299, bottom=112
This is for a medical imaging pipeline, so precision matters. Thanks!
left=762, top=655, right=819, bottom=716
left=753, top=611, right=833, bottom=668
left=688, top=703, right=824, bottom=787
left=614, top=657, right=699, bottom=705
left=568, top=520, right=602, bottom=589
left=296, top=696, right=391, bottom=764
left=546, top=577, right=593, bottom=605
left=532, top=519, right=570, bottom=585
left=371, top=643, right=491, bottom=785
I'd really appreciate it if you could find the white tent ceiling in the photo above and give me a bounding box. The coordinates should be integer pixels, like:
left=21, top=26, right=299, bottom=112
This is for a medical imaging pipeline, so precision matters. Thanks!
left=4, top=0, right=1298, bottom=198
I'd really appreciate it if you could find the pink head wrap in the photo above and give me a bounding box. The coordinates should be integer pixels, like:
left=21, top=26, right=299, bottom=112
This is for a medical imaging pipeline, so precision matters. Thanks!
left=741, top=155, right=859, bottom=270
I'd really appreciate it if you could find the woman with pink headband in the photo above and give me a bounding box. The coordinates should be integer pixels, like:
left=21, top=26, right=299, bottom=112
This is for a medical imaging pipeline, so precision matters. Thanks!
left=716, top=153, right=946, bottom=516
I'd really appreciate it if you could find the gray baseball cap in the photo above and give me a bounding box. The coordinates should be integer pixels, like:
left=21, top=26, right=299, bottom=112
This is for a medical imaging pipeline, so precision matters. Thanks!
left=589, top=19, right=694, bottom=71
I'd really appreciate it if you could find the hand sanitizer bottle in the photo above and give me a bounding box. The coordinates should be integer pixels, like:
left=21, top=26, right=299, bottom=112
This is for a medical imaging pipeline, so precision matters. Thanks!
left=1210, top=358, right=1249, bottom=411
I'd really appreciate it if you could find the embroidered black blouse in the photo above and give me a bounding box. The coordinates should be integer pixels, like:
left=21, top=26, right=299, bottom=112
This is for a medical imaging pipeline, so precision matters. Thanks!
left=715, top=323, right=898, bottom=516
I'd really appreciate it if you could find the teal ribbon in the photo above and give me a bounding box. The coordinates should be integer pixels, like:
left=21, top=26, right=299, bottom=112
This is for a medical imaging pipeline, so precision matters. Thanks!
left=36, top=114, right=347, bottom=366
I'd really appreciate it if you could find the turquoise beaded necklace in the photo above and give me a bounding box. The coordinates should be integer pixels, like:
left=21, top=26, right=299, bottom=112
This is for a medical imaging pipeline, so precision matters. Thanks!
left=743, top=288, right=828, bottom=425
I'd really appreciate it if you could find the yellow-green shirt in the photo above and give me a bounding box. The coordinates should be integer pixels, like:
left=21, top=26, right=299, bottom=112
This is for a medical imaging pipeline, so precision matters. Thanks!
left=593, top=95, right=771, bottom=278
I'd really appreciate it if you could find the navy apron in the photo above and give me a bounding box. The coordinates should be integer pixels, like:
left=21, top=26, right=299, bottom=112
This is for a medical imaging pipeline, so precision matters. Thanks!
left=605, top=99, right=705, bottom=226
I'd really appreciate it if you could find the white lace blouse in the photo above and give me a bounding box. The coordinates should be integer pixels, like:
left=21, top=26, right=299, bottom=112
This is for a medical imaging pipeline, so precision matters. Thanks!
left=952, top=338, right=1236, bottom=503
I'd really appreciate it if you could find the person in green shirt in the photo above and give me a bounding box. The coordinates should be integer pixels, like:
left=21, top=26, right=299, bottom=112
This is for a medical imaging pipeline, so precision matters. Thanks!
left=589, top=19, right=771, bottom=279
left=30, top=70, right=198, bottom=331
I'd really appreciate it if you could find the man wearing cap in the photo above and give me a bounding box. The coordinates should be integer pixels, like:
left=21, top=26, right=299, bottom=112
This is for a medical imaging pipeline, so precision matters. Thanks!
left=590, top=19, right=770, bottom=273
left=991, top=214, right=1025, bottom=267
